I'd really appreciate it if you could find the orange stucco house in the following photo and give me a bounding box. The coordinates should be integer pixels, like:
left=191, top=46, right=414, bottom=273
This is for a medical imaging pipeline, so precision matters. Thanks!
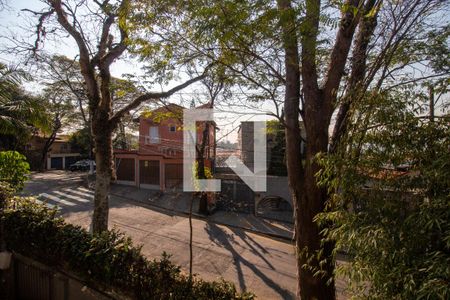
left=114, top=103, right=216, bottom=191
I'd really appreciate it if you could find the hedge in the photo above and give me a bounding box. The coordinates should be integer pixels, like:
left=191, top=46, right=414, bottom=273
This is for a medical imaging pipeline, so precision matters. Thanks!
left=2, top=196, right=254, bottom=300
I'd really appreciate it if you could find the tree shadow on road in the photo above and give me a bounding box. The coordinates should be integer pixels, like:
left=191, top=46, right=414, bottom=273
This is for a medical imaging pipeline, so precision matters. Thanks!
left=205, top=222, right=295, bottom=299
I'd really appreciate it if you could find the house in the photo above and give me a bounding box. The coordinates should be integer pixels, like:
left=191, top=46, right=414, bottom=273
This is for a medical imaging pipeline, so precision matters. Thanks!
left=24, top=134, right=81, bottom=170
left=114, top=103, right=216, bottom=191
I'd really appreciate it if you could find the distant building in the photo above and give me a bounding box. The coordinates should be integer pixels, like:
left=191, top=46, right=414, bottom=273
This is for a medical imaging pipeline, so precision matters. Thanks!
left=114, top=103, right=217, bottom=191
left=238, top=120, right=306, bottom=175
left=25, top=135, right=81, bottom=170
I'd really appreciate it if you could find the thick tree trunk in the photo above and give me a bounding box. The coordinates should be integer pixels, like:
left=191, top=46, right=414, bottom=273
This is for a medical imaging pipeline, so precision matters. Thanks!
left=279, top=0, right=336, bottom=298
left=92, top=121, right=113, bottom=234
left=299, top=103, right=336, bottom=300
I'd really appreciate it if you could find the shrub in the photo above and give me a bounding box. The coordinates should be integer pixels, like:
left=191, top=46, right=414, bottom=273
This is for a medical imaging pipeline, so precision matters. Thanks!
left=2, top=197, right=254, bottom=300
left=0, top=151, right=30, bottom=191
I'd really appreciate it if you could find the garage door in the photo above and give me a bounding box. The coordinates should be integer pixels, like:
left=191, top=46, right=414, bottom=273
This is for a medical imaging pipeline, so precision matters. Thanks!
left=116, top=158, right=135, bottom=181
left=139, top=160, right=160, bottom=185
left=51, top=157, right=63, bottom=170
left=165, top=163, right=183, bottom=189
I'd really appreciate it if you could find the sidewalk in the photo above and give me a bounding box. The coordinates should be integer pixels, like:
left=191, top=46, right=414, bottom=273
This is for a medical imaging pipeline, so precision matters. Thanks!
left=109, top=184, right=294, bottom=241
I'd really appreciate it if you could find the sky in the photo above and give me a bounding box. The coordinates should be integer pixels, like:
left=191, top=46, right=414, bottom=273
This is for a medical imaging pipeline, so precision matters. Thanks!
left=1, top=0, right=448, bottom=144
left=0, top=0, right=275, bottom=144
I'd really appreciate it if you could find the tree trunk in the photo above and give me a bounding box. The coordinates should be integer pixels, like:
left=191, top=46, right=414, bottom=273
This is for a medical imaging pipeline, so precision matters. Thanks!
left=92, top=120, right=113, bottom=234
left=40, top=133, right=56, bottom=172
left=278, top=0, right=337, bottom=297
left=189, top=193, right=194, bottom=280
left=40, top=117, right=61, bottom=172
left=299, top=103, right=336, bottom=300
left=197, top=122, right=210, bottom=215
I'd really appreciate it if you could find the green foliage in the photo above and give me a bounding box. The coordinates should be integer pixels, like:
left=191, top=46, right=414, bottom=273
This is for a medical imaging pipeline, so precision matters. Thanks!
left=0, top=151, right=30, bottom=191
left=192, top=161, right=213, bottom=187
left=316, top=90, right=450, bottom=299
left=0, top=64, right=49, bottom=137
left=69, top=127, right=91, bottom=157
left=2, top=196, right=254, bottom=299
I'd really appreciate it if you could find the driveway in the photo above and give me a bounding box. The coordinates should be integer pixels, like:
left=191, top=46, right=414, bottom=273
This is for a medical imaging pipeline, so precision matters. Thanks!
left=22, top=171, right=348, bottom=299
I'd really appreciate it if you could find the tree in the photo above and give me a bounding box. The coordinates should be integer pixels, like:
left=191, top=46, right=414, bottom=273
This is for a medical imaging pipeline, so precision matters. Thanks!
left=0, top=63, right=49, bottom=149
left=196, top=75, right=226, bottom=214
left=316, top=89, right=449, bottom=299
left=36, top=55, right=89, bottom=129
left=38, top=85, right=77, bottom=171
left=35, top=54, right=145, bottom=159
left=26, top=0, right=210, bottom=234
left=69, top=127, right=91, bottom=158
left=181, top=0, right=448, bottom=298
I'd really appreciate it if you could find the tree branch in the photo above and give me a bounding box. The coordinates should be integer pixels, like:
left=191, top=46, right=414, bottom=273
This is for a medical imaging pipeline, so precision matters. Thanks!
left=323, top=0, right=363, bottom=103
left=330, top=0, right=380, bottom=152
left=109, top=71, right=209, bottom=126
left=300, top=0, right=320, bottom=94
left=21, top=8, right=55, bottom=55
left=49, top=0, right=99, bottom=104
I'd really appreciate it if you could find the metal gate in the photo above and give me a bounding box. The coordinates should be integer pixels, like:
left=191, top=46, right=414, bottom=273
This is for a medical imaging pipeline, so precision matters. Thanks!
left=164, top=163, right=183, bottom=189
left=139, top=160, right=160, bottom=186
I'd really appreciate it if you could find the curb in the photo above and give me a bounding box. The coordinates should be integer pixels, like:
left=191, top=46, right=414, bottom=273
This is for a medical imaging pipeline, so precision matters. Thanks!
left=84, top=176, right=294, bottom=243
left=109, top=191, right=294, bottom=243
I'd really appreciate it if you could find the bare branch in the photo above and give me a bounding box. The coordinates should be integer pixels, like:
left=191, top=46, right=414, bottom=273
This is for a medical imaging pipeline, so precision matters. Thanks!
left=109, top=71, right=209, bottom=126
left=21, top=8, right=55, bottom=55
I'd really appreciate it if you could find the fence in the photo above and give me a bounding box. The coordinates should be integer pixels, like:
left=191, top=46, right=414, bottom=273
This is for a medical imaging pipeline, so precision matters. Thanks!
left=0, top=253, right=118, bottom=300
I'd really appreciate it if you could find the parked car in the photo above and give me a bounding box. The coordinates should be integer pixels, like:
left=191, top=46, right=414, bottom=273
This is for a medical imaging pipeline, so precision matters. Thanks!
left=69, top=160, right=95, bottom=171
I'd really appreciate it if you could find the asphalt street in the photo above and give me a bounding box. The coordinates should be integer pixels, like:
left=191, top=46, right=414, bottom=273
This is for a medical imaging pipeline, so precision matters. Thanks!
left=22, top=171, right=348, bottom=300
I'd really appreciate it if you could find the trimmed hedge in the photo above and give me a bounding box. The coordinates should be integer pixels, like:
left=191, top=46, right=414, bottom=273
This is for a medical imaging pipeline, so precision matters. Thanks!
left=2, top=196, right=254, bottom=300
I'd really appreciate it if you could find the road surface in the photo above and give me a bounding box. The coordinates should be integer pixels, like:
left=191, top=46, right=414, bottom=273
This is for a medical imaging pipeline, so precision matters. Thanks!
left=23, top=171, right=348, bottom=299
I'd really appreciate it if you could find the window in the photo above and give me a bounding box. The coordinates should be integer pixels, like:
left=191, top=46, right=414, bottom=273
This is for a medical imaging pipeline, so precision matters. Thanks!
left=149, top=126, right=160, bottom=144
left=169, top=126, right=176, bottom=132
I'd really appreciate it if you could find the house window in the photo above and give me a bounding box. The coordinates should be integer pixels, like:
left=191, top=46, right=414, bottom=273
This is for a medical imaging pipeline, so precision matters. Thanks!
left=169, top=126, right=176, bottom=132
left=149, top=126, right=160, bottom=144
left=61, top=144, right=68, bottom=150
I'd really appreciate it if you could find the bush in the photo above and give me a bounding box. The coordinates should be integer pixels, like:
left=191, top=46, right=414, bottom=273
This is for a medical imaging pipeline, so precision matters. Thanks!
left=0, top=151, right=30, bottom=191
left=2, top=197, right=254, bottom=300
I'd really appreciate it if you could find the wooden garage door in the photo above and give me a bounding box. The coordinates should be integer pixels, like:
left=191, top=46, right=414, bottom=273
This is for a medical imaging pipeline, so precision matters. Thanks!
left=165, top=163, right=183, bottom=188
left=139, top=160, right=160, bottom=185
left=116, top=158, right=135, bottom=181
